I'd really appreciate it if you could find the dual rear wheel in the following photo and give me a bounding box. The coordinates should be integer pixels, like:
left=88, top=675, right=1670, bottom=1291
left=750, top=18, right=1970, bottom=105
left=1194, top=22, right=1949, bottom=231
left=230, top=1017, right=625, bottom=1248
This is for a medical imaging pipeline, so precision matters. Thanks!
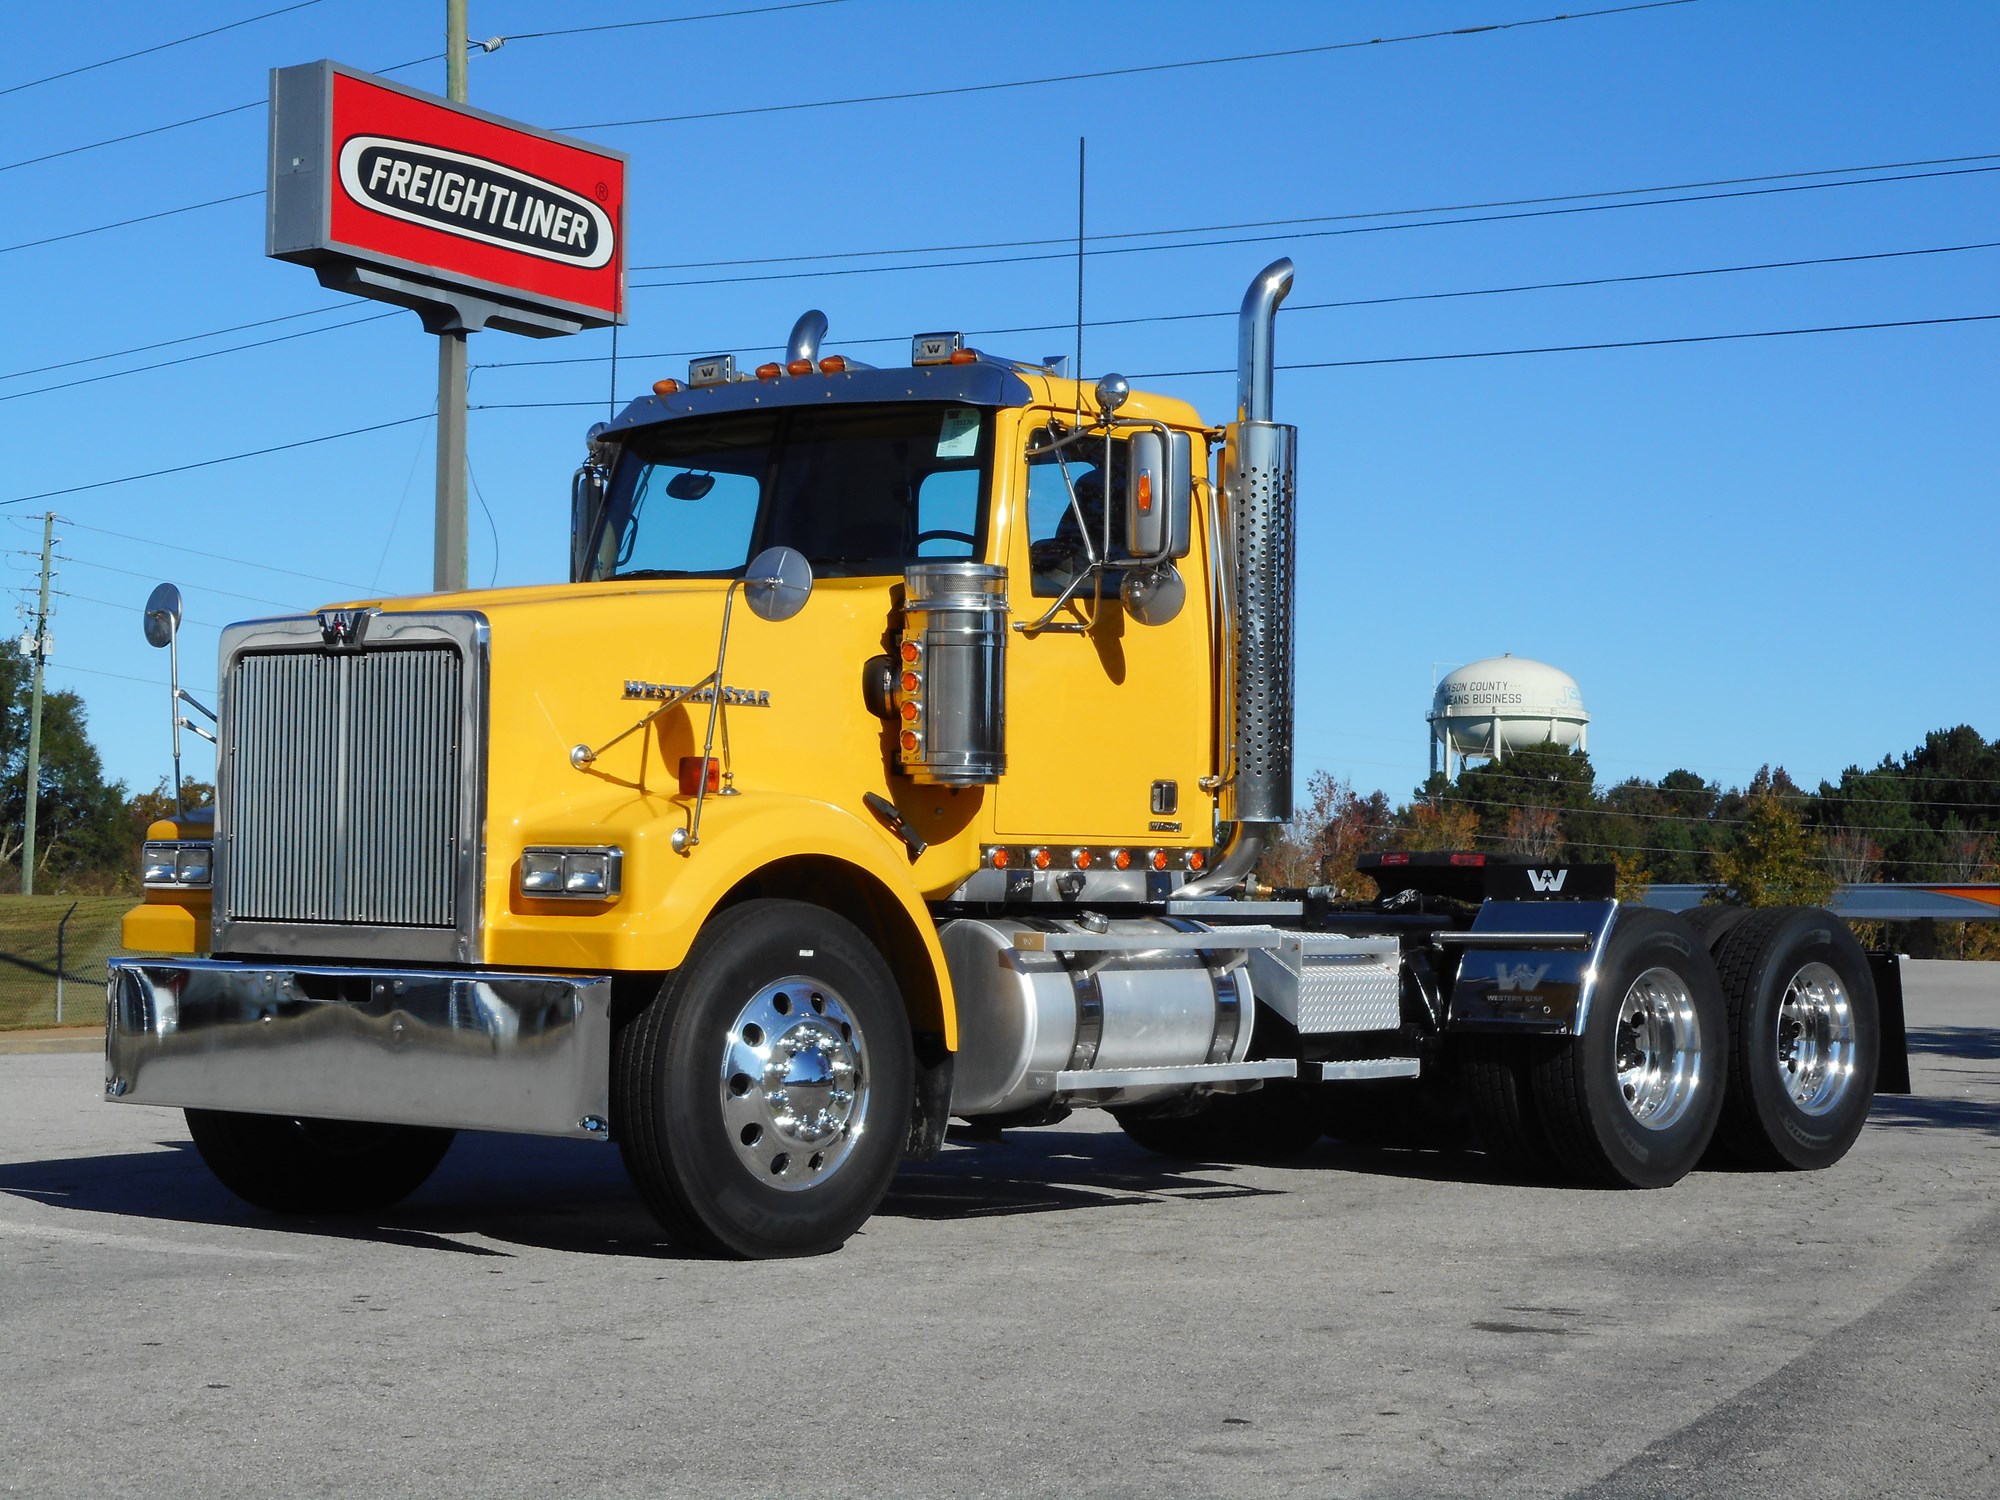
left=1463, top=906, right=1879, bottom=1186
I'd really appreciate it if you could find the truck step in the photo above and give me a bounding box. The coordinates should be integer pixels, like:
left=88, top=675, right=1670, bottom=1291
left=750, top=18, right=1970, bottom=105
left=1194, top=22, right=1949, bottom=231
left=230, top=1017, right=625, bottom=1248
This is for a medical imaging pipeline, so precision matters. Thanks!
left=1317, top=1058, right=1422, bottom=1081
left=1025, top=1059, right=1298, bottom=1094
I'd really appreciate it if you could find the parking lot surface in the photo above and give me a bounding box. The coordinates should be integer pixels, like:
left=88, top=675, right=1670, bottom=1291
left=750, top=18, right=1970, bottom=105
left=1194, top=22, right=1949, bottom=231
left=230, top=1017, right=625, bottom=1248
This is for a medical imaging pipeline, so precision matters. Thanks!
left=1, top=960, right=1995, bottom=1498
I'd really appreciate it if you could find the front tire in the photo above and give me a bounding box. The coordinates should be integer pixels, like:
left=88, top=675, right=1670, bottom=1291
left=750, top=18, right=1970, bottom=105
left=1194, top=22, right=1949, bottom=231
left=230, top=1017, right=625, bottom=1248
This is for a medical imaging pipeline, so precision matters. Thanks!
left=1708, top=907, right=1878, bottom=1170
left=1529, top=908, right=1728, bottom=1188
left=183, top=1109, right=455, bottom=1215
left=614, top=899, right=914, bottom=1258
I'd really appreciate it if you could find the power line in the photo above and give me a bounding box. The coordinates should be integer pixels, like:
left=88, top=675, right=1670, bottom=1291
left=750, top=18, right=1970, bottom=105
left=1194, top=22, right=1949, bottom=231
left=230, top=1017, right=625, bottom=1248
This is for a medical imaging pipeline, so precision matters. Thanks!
left=564, top=1, right=1697, bottom=131
left=63, top=519, right=370, bottom=591
left=45, top=660, right=217, bottom=696
left=0, top=53, right=442, bottom=175
left=56, top=589, right=227, bottom=632
left=629, top=163, right=2000, bottom=290
left=1134, top=312, right=2000, bottom=379
left=3, top=414, right=434, bottom=506
left=627, top=152, right=2000, bottom=273
left=0, top=309, right=400, bottom=404
left=3, top=0, right=1698, bottom=253
left=0, top=1, right=320, bottom=99
left=481, top=239, right=2000, bottom=373
left=0, top=190, right=261, bottom=257
left=0, top=304, right=368, bottom=383
left=468, top=311, right=2000, bottom=413
left=60, top=555, right=303, bottom=612
left=505, top=0, right=849, bottom=42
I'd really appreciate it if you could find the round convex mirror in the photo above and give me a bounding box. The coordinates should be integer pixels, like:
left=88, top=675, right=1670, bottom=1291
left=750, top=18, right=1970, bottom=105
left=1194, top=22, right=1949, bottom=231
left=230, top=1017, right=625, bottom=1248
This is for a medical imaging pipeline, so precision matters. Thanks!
left=743, top=546, right=814, bottom=623
left=1120, top=563, right=1185, bottom=626
left=143, top=582, right=183, bottom=649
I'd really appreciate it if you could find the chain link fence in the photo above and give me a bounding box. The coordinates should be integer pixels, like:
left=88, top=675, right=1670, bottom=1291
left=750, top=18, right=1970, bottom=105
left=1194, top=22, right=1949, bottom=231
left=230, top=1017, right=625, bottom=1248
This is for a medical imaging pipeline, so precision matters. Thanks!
left=0, top=895, right=137, bottom=1030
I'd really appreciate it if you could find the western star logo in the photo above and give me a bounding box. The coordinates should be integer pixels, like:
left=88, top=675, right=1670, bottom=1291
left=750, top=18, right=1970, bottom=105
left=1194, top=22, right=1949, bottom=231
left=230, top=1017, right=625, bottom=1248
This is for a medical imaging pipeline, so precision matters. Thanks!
left=1493, top=961, right=1553, bottom=993
left=337, top=135, right=615, bottom=269
left=624, top=680, right=772, bottom=707
left=1526, top=868, right=1568, bottom=893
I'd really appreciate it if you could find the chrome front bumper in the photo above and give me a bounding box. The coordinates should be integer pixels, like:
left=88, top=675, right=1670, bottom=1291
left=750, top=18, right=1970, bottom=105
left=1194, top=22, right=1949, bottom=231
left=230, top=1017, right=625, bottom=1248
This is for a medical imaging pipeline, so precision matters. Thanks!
left=105, top=958, right=614, bottom=1139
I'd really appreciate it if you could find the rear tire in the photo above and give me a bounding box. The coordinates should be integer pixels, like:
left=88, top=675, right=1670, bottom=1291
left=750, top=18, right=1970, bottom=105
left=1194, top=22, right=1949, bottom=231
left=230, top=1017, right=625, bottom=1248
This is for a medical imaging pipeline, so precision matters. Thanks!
left=613, top=900, right=913, bottom=1258
left=1680, top=904, right=1749, bottom=954
left=183, top=1109, right=455, bottom=1215
left=1708, top=907, right=1878, bottom=1170
left=1460, top=1038, right=1562, bottom=1178
left=1528, top=908, right=1727, bottom=1188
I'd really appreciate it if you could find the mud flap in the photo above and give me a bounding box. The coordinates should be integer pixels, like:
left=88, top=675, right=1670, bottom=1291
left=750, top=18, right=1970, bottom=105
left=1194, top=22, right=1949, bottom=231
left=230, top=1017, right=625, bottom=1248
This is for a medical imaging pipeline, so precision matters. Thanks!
left=1868, top=951, right=1912, bottom=1095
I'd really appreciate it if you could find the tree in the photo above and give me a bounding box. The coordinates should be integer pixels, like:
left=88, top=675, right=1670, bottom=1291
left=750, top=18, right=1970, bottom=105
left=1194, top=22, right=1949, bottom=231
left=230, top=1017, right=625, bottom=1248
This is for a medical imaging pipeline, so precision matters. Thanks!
left=1259, top=772, right=1390, bottom=897
left=0, top=652, right=132, bottom=890
left=1710, top=792, right=1837, bottom=908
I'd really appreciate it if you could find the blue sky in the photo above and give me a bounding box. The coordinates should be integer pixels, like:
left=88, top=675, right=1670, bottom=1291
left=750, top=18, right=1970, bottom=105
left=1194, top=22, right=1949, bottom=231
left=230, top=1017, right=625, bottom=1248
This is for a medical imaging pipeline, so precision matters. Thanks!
left=1, top=0, right=1994, bottom=806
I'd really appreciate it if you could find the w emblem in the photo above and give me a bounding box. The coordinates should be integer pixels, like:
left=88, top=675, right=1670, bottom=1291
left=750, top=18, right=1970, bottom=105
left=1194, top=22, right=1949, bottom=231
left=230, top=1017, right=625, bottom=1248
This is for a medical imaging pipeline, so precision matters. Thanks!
left=1526, top=868, right=1568, bottom=893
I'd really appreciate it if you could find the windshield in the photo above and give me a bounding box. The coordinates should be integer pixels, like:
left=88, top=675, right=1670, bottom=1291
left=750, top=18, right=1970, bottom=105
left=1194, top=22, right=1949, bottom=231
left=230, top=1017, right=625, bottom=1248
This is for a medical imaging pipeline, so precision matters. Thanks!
left=584, top=403, right=994, bottom=581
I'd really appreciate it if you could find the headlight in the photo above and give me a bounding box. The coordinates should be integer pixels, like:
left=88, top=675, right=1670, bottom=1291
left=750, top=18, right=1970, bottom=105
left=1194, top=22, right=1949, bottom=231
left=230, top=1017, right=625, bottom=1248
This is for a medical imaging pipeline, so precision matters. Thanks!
left=519, top=846, right=623, bottom=900
left=142, top=841, right=213, bottom=889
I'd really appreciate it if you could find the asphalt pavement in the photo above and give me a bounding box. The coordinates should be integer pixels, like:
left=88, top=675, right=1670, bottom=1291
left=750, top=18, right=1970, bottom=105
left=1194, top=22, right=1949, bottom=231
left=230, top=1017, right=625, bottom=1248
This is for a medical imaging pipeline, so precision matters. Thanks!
left=1, top=960, right=1994, bottom=1498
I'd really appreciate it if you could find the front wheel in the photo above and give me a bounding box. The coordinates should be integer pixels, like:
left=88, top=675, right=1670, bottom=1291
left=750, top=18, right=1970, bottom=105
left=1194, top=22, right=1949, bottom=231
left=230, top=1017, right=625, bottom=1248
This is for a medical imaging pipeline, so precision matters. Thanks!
left=614, top=899, right=914, bottom=1258
left=183, top=1109, right=455, bottom=1215
left=1529, top=908, right=1728, bottom=1188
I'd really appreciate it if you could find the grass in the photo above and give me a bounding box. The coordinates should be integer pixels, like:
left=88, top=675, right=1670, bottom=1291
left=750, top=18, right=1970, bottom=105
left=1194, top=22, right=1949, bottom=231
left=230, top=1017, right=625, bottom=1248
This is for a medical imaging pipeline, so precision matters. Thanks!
left=0, top=895, right=134, bottom=1030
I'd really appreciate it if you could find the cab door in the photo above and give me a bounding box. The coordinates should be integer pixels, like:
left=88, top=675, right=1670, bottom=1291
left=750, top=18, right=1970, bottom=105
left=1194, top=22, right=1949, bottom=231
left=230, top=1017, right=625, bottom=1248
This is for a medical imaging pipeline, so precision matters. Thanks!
left=991, top=414, right=1214, bottom=844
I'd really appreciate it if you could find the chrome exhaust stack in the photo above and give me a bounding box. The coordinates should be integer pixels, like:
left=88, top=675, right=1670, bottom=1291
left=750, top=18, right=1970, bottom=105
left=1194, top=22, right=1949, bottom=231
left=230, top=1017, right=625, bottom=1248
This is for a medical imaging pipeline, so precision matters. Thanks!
left=786, top=310, right=828, bottom=365
left=1184, top=258, right=1296, bottom=897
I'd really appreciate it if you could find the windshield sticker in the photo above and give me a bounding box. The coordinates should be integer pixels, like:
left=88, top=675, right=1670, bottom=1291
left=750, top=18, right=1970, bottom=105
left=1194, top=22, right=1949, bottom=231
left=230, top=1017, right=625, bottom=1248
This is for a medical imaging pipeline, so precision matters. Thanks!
left=936, top=407, right=979, bottom=459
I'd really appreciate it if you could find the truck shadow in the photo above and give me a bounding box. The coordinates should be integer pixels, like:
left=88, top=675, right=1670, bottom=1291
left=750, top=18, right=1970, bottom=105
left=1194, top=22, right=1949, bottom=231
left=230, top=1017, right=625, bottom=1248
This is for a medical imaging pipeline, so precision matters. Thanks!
left=1905, top=1026, right=2000, bottom=1063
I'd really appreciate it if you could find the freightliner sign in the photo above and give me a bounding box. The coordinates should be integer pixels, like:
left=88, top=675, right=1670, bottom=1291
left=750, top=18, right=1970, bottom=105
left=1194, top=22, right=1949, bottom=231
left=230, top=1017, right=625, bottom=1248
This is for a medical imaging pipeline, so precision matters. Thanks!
left=268, top=60, right=627, bottom=334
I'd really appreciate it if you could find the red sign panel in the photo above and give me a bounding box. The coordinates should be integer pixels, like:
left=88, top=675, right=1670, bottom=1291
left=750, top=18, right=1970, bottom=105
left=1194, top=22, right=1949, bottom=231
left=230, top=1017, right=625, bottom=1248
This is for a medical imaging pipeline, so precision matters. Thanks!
left=269, top=61, right=626, bottom=331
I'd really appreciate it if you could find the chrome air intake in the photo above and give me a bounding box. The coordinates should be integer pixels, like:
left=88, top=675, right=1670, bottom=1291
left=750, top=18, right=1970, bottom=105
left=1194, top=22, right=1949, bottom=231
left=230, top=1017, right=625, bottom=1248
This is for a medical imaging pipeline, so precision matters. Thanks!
left=1186, top=259, right=1295, bottom=895
left=896, top=562, right=1008, bottom=785
left=786, top=309, right=828, bottom=365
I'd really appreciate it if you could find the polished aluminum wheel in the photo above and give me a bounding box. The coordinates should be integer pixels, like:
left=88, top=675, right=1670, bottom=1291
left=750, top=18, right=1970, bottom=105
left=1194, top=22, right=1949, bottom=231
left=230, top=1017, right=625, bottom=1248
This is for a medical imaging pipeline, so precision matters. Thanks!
left=1775, top=961, right=1857, bottom=1116
left=1613, top=966, right=1705, bottom=1130
left=719, top=976, right=869, bottom=1191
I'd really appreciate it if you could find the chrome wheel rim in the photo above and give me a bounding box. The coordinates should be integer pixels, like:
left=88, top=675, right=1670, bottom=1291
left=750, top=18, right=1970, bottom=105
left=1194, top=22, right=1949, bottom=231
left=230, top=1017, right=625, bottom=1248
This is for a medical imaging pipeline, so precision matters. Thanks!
left=1614, top=966, right=1704, bottom=1131
left=720, top=976, right=868, bottom=1191
left=1775, top=961, right=1856, bottom=1116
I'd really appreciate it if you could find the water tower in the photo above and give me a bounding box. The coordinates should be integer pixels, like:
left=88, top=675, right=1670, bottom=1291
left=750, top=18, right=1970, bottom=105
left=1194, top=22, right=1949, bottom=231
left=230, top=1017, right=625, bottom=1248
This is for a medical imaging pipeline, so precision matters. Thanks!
left=1429, top=655, right=1589, bottom=778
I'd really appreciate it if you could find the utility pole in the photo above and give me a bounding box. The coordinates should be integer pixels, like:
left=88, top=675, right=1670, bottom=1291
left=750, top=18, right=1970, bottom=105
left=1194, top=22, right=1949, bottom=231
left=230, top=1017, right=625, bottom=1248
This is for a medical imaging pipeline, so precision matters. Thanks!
left=434, top=0, right=471, bottom=592
left=20, top=512, right=54, bottom=896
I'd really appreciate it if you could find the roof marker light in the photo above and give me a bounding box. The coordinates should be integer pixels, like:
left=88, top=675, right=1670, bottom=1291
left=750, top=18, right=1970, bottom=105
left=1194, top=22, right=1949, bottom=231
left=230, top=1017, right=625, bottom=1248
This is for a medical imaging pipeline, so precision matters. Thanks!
left=652, top=378, right=681, bottom=397
left=786, top=358, right=814, bottom=377
left=818, top=355, right=848, bottom=375
left=755, top=362, right=783, bottom=382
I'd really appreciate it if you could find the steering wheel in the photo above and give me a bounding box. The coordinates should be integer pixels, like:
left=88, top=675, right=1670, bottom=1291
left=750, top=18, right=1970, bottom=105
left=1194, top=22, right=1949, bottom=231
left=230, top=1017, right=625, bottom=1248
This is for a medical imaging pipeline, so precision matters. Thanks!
left=912, top=529, right=977, bottom=549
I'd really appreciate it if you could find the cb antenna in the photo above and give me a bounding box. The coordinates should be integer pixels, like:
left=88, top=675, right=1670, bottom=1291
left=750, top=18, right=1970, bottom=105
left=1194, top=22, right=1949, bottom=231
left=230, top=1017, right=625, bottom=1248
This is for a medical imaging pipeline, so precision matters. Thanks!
left=1073, top=136, right=1085, bottom=426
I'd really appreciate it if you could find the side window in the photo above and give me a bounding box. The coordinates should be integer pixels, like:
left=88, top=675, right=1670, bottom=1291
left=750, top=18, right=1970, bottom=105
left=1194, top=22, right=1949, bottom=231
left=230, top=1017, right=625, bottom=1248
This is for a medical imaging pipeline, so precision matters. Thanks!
left=1025, top=436, right=1129, bottom=597
left=913, top=469, right=981, bottom=557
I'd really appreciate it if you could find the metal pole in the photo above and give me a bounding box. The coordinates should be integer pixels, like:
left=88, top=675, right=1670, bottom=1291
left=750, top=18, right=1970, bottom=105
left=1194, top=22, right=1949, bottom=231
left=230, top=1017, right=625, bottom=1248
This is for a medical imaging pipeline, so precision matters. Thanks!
left=20, top=512, right=53, bottom=896
left=434, top=0, right=471, bottom=592
left=56, top=900, right=75, bottom=1024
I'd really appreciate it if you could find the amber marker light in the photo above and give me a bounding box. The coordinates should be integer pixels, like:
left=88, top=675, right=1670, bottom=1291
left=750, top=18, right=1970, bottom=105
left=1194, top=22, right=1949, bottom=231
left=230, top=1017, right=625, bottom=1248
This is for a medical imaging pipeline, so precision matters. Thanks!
left=900, top=641, right=922, bottom=663
left=652, top=378, right=681, bottom=397
left=1111, top=849, right=1132, bottom=870
left=755, top=362, right=782, bottom=381
left=1149, top=850, right=1169, bottom=871
left=1072, top=849, right=1092, bottom=870
left=990, top=847, right=1011, bottom=869
left=948, top=348, right=978, bottom=365
left=1136, top=472, right=1153, bottom=514
left=1031, top=848, right=1052, bottom=871
left=677, top=756, right=721, bottom=795
left=900, top=701, right=919, bottom=722
left=899, top=729, right=920, bottom=753
left=899, top=670, right=921, bottom=694
left=786, top=357, right=814, bottom=376
left=1187, top=851, right=1207, bottom=872
left=818, top=355, right=848, bottom=374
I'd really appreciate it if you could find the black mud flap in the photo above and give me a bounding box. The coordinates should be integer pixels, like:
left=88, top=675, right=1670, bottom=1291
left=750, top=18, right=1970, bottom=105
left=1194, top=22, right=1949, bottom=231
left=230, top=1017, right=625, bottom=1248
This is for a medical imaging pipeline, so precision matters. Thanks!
left=1869, top=951, right=1912, bottom=1095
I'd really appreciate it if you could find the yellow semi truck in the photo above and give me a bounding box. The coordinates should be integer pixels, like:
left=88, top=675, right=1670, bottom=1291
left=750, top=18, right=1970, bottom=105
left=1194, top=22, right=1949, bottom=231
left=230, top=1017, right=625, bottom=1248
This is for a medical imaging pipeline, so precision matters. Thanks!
left=109, top=260, right=1902, bottom=1257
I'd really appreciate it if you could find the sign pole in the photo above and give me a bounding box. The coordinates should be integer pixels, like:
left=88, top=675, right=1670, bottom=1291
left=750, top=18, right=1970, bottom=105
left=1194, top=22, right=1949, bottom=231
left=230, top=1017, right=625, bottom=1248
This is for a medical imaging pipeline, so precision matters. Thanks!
left=433, top=0, right=471, bottom=592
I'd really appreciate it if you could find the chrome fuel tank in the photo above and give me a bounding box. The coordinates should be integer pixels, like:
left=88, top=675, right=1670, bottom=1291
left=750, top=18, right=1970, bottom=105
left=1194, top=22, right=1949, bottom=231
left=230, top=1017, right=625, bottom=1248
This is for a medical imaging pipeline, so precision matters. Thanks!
left=940, top=917, right=1258, bottom=1117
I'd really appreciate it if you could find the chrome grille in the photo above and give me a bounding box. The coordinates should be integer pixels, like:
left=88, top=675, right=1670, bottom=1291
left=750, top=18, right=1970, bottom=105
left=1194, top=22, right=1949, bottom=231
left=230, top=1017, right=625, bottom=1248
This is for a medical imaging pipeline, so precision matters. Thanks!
left=223, top=646, right=464, bottom=927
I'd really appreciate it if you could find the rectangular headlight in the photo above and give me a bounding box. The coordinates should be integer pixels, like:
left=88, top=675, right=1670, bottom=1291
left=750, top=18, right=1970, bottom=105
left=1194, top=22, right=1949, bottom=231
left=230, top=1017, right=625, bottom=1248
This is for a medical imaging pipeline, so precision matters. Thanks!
left=519, top=846, right=622, bottom=900
left=143, top=841, right=212, bottom=889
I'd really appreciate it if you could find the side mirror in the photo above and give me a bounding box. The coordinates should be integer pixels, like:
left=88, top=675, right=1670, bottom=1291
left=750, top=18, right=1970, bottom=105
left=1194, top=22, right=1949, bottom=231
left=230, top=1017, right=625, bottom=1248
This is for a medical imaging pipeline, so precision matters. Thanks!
left=1125, top=428, right=1193, bottom=562
left=570, top=465, right=605, bottom=583
left=743, top=546, right=813, bottom=623
left=143, top=582, right=182, bottom=648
